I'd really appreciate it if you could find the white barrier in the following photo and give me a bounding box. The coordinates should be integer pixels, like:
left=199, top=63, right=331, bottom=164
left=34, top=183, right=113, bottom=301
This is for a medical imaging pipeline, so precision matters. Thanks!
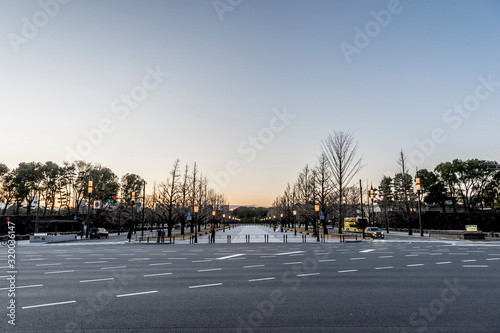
left=30, top=233, right=79, bottom=243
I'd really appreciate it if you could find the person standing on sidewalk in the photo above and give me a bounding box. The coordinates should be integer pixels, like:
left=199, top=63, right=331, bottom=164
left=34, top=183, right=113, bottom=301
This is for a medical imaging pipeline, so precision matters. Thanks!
left=211, top=228, right=215, bottom=243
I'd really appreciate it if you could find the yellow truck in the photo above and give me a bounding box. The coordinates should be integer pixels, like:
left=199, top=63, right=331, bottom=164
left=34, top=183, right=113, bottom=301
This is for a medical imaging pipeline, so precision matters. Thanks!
left=343, top=217, right=367, bottom=232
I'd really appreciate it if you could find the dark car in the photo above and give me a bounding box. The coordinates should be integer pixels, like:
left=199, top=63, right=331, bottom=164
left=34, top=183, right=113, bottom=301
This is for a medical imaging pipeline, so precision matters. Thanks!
left=365, top=227, right=384, bottom=239
left=89, top=228, right=109, bottom=239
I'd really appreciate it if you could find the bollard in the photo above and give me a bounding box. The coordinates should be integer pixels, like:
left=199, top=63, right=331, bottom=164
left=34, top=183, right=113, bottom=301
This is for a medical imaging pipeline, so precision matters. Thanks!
left=147, top=237, right=149, bottom=243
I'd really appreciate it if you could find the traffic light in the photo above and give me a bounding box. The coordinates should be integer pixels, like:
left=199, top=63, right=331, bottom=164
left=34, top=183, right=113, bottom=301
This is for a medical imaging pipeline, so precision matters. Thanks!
left=107, top=196, right=117, bottom=203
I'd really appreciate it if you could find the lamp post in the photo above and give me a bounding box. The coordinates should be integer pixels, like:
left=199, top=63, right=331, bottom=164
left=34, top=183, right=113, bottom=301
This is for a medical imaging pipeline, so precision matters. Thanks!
left=315, top=204, right=320, bottom=242
left=194, top=205, right=198, bottom=243
left=86, top=176, right=93, bottom=238
left=212, top=210, right=216, bottom=228
left=340, top=196, right=346, bottom=234
left=280, top=213, right=283, bottom=232
left=370, top=185, right=375, bottom=228
left=293, top=210, right=297, bottom=236
left=415, top=173, right=423, bottom=237
left=141, top=181, right=146, bottom=239
left=223, top=214, right=226, bottom=232
left=132, top=191, right=135, bottom=234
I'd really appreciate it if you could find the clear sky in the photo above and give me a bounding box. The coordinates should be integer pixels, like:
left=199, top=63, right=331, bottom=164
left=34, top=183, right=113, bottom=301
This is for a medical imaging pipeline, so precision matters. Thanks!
left=1, top=0, right=499, bottom=206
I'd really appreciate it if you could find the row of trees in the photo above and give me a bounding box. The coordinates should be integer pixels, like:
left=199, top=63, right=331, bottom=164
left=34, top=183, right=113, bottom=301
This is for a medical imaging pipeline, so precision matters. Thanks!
left=271, top=130, right=500, bottom=234
left=0, top=160, right=228, bottom=237
left=271, top=130, right=363, bottom=234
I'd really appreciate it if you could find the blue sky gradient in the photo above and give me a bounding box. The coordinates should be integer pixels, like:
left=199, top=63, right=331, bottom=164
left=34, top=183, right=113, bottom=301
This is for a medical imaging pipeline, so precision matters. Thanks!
left=1, top=0, right=499, bottom=205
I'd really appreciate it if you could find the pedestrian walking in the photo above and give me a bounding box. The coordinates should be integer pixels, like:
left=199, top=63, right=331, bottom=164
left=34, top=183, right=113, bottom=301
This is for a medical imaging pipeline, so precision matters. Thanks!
left=211, top=228, right=215, bottom=243
left=127, top=229, right=132, bottom=242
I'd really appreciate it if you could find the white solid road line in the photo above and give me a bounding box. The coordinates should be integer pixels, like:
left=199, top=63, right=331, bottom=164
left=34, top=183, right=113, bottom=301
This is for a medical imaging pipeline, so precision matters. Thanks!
left=0, top=284, right=43, bottom=291
left=84, top=261, right=109, bottom=264
left=216, top=254, right=245, bottom=260
left=197, top=268, right=222, bottom=272
left=144, top=273, right=173, bottom=277
left=276, top=251, right=305, bottom=256
left=80, top=278, right=114, bottom=283
left=116, top=290, right=158, bottom=297
left=188, top=283, right=222, bottom=289
left=243, top=265, right=265, bottom=268
left=22, top=300, right=76, bottom=310
left=44, top=270, right=75, bottom=274
left=297, top=273, right=320, bottom=277
left=463, top=265, right=489, bottom=268
left=248, top=277, right=276, bottom=282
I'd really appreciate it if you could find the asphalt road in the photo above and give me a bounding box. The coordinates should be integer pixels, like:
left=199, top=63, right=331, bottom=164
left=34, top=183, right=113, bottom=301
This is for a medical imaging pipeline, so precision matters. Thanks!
left=1, top=230, right=500, bottom=332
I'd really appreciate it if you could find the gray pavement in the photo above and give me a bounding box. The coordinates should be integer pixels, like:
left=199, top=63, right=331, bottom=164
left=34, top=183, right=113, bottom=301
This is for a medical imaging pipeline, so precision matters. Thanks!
left=2, top=236, right=500, bottom=332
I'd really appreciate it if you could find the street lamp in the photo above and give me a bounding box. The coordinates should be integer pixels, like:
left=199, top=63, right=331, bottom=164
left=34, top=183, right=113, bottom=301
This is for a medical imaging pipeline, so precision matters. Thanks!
left=86, top=176, right=93, bottom=238
left=194, top=205, right=199, bottom=243
left=141, top=181, right=146, bottom=239
left=293, top=210, right=297, bottom=236
left=212, top=210, right=216, bottom=229
left=132, top=191, right=135, bottom=234
left=415, top=173, right=423, bottom=237
left=314, top=204, right=320, bottom=242
left=223, top=214, right=226, bottom=232
left=370, top=185, right=375, bottom=228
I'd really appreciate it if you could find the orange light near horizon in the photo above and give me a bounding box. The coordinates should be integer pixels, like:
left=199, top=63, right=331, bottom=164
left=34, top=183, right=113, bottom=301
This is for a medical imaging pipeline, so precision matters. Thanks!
left=314, top=204, right=319, bottom=212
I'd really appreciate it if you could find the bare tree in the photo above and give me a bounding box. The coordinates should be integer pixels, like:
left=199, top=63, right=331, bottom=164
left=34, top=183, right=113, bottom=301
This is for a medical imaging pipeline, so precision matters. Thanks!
left=315, top=152, right=334, bottom=234
left=393, top=150, right=417, bottom=235
left=157, top=159, right=181, bottom=237
left=322, top=130, right=363, bottom=234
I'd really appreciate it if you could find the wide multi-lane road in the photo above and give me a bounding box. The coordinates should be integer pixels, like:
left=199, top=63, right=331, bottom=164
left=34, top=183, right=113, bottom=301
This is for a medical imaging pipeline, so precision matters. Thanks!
left=2, top=228, right=500, bottom=332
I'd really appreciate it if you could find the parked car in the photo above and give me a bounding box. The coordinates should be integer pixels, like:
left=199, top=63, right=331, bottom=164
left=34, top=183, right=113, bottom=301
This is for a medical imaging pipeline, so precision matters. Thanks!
left=365, top=227, right=384, bottom=239
left=89, top=228, right=109, bottom=239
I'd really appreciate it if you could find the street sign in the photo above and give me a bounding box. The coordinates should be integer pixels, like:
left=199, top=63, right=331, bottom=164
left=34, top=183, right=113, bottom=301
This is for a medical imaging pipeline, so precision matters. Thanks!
left=74, top=215, right=77, bottom=220
left=320, top=211, right=325, bottom=219
left=93, top=201, right=101, bottom=209
left=137, top=202, right=142, bottom=212
left=187, top=212, right=192, bottom=217
left=466, top=225, right=477, bottom=232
